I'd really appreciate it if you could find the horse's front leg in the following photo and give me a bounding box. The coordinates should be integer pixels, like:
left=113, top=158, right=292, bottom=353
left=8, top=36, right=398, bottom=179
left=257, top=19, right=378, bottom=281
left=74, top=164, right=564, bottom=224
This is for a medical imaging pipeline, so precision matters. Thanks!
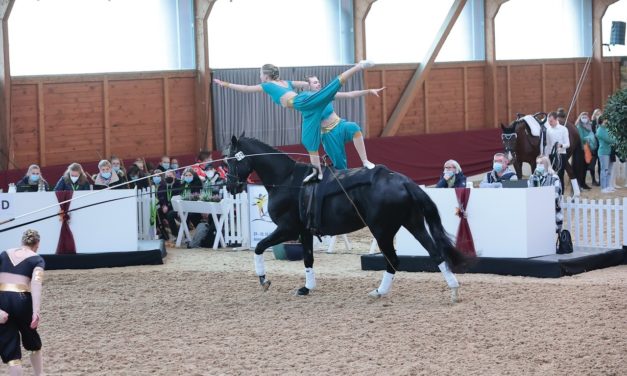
left=254, top=228, right=297, bottom=291
left=297, top=232, right=315, bottom=296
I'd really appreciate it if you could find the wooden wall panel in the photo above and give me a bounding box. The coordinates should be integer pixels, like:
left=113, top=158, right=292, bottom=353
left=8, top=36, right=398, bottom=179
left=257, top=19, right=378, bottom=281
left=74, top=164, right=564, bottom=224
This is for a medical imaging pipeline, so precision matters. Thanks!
left=544, top=63, right=576, bottom=118
left=10, top=84, right=38, bottom=168
left=602, top=61, right=619, bottom=102
left=43, top=82, right=104, bottom=166
left=496, top=66, right=509, bottom=124
left=466, top=66, right=486, bottom=130
left=168, top=77, right=197, bottom=155
left=108, top=79, right=165, bottom=160
left=363, top=70, right=384, bottom=137
left=425, top=67, right=464, bottom=134
left=508, top=65, right=542, bottom=117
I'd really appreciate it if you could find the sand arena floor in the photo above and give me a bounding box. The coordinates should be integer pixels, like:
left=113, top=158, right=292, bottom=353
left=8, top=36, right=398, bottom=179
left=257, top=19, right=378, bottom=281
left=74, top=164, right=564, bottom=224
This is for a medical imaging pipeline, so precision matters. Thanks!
left=8, top=238, right=627, bottom=376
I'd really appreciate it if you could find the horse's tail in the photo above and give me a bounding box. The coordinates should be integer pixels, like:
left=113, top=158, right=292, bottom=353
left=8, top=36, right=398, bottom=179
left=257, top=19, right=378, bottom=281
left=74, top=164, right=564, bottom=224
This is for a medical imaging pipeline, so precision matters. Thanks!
left=404, top=182, right=473, bottom=272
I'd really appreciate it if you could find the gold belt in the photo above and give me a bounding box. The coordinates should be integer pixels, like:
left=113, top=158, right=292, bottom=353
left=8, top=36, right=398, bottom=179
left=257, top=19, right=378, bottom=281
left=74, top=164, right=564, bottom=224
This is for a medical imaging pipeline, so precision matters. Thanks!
left=322, top=117, right=341, bottom=134
left=286, top=97, right=295, bottom=108
left=0, top=283, right=31, bottom=293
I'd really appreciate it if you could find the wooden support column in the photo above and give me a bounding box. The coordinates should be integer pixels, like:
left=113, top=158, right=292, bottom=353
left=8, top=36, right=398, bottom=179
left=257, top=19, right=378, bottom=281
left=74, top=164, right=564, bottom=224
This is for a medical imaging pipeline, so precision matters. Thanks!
left=163, top=77, right=171, bottom=155
left=591, top=0, right=618, bottom=108
left=484, top=0, right=508, bottom=128
left=0, top=0, right=15, bottom=170
left=103, top=77, right=110, bottom=159
left=37, top=83, right=45, bottom=166
left=353, top=0, right=377, bottom=62
left=194, top=0, right=217, bottom=152
left=380, top=0, right=467, bottom=137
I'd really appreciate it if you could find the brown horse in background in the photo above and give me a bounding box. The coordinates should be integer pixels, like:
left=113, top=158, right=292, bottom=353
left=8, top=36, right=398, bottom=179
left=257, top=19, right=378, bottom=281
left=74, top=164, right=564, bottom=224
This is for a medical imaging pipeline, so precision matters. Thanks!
left=501, top=113, right=581, bottom=193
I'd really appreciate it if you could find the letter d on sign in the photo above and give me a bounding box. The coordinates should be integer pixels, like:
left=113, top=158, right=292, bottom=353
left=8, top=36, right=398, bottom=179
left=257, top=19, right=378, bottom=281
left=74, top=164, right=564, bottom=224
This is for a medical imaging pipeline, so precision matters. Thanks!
left=1, top=200, right=8, bottom=210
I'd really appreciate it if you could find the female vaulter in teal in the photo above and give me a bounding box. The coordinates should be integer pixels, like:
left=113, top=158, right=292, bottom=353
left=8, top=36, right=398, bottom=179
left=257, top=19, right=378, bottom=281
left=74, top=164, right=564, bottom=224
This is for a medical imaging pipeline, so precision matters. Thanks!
left=213, top=60, right=374, bottom=182
left=304, top=75, right=384, bottom=170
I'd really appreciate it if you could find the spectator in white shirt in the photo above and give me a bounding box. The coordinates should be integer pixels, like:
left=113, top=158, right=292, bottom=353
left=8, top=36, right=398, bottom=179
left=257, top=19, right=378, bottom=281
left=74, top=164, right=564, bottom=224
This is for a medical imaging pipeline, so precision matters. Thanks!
left=544, top=111, right=570, bottom=192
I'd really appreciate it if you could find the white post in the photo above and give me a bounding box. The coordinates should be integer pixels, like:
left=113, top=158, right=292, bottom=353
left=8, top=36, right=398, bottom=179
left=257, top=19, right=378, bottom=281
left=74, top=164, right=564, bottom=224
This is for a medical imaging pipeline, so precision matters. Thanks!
left=613, top=198, right=620, bottom=249
left=623, top=197, right=627, bottom=249
left=240, top=190, right=250, bottom=249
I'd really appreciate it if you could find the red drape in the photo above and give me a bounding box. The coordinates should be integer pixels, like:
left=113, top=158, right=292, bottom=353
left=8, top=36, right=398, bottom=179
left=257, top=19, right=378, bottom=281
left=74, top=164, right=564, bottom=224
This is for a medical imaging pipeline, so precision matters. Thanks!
left=55, top=191, right=77, bottom=255
left=454, top=188, right=476, bottom=256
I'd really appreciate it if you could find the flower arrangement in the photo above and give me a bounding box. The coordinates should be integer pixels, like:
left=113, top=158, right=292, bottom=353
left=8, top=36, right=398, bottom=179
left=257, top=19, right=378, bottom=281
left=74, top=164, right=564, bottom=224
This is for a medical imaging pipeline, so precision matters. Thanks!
left=181, top=190, right=221, bottom=203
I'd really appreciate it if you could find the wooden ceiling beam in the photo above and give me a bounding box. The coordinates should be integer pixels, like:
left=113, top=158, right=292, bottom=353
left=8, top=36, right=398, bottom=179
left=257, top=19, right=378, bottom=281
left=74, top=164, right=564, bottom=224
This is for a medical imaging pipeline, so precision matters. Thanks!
left=380, top=0, right=467, bottom=137
left=353, top=0, right=377, bottom=62
left=484, top=0, right=508, bottom=127
left=0, top=0, right=15, bottom=170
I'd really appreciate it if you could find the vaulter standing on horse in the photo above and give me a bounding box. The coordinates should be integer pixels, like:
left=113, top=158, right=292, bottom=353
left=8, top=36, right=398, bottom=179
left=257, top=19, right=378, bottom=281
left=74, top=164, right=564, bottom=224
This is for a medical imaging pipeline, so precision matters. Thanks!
left=213, top=60, right=375, bottom=182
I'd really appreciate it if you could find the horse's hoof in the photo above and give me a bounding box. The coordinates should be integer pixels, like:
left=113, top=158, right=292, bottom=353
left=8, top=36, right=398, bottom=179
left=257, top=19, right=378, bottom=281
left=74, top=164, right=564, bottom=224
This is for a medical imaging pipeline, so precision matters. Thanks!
left=368, top=289, right=386, bottom=298
left=260, top=279, right=271, bottom=291
left=451, top=287, right=460, bottom=303
left=296, top=287, right=310, bottom=296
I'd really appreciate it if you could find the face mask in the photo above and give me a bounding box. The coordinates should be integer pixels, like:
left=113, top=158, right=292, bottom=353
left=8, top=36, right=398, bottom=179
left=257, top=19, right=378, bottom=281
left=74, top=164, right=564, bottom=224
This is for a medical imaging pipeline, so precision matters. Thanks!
left=161, top=163, right=170, bottom=169
left=443, top=170, right=454, bottom=178
left=101, top=172, right=112, bottom=179
left=166, top=177, right=174, bottom=184
left=171, top=164, right=179, bottom=170
left=112, top=166, right=120, bottom=172
left=29, top=174, right=40, bottom=182
left=493, top=162, right=503, bottom=173
left=581, top=117, right=589, bottom=123
left=130, top=176, right=139, bottom=181
left=207, top=170, right=216, bottom=178
left=535, top=165, right=545, bottom=175
left=184, top=176, right=193, bottom=184
left=153, top=177, right=161, bottom=185
left=70, top=176, right=79, bottom=183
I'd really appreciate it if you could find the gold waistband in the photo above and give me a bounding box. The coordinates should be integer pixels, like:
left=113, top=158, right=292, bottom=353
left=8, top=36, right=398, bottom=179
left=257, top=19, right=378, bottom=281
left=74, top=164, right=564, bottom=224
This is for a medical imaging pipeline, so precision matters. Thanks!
left=286, top=97, right=295, bottom=108
left=322, top=117, right=341, bottom=134
left=0, top=283, right=30, bottom=293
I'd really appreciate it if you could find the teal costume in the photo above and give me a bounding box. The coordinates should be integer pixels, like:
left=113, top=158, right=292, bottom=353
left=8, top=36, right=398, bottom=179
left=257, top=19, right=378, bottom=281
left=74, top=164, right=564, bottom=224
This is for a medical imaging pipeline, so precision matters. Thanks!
left=318, top=101, right=361, bottom=170
left=261, top=77, right=343, bottom=152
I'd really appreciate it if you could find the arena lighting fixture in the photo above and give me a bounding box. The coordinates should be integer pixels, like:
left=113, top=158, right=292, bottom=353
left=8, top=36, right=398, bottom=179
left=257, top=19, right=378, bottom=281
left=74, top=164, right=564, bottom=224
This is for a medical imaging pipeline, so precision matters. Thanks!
left=604, top=20, right=626, bottom=51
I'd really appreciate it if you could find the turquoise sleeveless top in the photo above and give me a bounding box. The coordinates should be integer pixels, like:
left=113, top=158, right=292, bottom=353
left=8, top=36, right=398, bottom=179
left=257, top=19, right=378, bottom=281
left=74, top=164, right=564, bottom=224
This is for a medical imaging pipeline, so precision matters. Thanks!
left=261, top=81, right=294, bottom=105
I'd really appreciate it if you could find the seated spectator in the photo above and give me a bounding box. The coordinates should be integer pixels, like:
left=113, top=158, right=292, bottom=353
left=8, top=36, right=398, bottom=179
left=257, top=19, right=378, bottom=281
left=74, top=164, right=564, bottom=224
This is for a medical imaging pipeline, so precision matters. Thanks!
left=435, top=160, right=467, bottom=188
left=110, top=155, right=129, bottom=188
left=151, top=169, right=164, bottom=188
left=180, top=168, right=203, bottom=230
left=191, top=151, right=212, bottom=181
left=170, top=158, right=181, bottom=178
left=54, top=163, right=91, bottom=191
left=203, top=164, right=226, bottom=195
left=528, top=156, right=563, bottom=233
left=93, top=160, right=123, bottom=190
left=126, top=164, right=149, bottom=190
left=156, top=156, right=171, bottom=172
left=158, top=170, right=182, bottom=240
left=16, top=164, right=50, bottom=192
left=133, top=158, right=149, bottom=175
left=479, top=153, right=518, bottom=188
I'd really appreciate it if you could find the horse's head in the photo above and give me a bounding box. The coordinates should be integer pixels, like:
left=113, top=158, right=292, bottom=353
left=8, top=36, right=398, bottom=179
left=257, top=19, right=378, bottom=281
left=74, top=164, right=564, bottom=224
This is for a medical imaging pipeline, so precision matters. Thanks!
left=225, top=134, right=252, bottom=194
left=500, top=121, right=519, bottom=162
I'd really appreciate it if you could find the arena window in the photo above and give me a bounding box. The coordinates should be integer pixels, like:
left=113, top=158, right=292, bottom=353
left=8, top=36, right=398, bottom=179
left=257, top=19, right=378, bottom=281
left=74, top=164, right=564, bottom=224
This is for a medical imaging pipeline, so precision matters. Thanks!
left=8, top=0, right=195, bottom=76
left=495, top=0, right=593, bottom=60
left=365, top=0, right=485, bottom=64
left=207, top=0, right=355, bottom=68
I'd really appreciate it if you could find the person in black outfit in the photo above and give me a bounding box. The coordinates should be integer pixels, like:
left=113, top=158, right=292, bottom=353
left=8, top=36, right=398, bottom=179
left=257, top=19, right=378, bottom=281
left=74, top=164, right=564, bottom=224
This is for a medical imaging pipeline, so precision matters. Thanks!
left=156, top=156, right=171, bottom=172
left=0, top=229, right=46, bottom=376
left=158, top=170, right=182, bottom=240
left=126, top=164, right=149, bottom=190
left=54, top=162, right=91, bottom=191
left=16, top=165, right=50, bottom=193
left=179, top=168, right=203, bottom=231
left=110, top=156, right=129, bottom=189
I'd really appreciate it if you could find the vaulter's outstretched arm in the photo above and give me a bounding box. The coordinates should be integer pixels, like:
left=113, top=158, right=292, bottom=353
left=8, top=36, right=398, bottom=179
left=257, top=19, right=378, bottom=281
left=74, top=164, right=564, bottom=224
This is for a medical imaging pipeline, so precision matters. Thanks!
left=213, top=79, right=264, bottom=93
left=334, top=87, right=385, bottom=99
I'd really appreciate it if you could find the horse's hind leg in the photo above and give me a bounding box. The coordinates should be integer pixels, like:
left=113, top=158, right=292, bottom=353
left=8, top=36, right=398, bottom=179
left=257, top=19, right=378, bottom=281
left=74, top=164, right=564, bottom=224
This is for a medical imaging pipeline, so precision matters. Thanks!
left=297, top=231, right=315, bottom=296
left=368, top=230, right=399, bottom=298
left=404, top=216, right=460, bottom=303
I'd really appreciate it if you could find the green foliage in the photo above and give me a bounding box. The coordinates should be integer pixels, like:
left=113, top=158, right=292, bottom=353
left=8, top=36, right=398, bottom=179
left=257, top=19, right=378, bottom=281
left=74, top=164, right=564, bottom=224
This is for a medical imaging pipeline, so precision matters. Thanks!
left=605, top=88, right=627, bottom=158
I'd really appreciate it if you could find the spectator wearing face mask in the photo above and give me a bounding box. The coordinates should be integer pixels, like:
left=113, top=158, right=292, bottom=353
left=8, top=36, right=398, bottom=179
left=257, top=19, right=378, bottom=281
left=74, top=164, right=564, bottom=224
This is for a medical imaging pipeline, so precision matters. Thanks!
left=529, top=156, right=563, bottom=233
left=110, top=155, right=129, bottom=188
left=179, top=168, right=203, bottom=231
left=170, top=158, right=181, bottom=178
left=435, top=160, right=466, bottom=188
left=156, top=156, right=170, bottom=172
left=479, top=153, right=518, bottom=188
left=203, top=165, right=226, bottom=195
left=574, top=112, right=596, bottom=190
left=191, top=151, right=212, bottom=181
left=126, top=164, right=149, bottom=190
left=16, top=164, right=50, bottom=192
left=54, top=163, right=91, bottom=191
left=92, top=160, right=123, bottom=190
left=158, top=170, right=183, bottom=240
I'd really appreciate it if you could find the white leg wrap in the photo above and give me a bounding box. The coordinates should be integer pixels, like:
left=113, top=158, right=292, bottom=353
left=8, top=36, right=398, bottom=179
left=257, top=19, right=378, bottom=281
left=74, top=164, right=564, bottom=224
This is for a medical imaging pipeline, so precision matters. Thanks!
left=305, top=267, right=316, bottom=290
left=571, top=179, right=581, bottom=197
left=254, top=254, right=265, bottom=276
left=438, top=261, right=459, bottom=288
left=377, top=271, right=395, bottom=295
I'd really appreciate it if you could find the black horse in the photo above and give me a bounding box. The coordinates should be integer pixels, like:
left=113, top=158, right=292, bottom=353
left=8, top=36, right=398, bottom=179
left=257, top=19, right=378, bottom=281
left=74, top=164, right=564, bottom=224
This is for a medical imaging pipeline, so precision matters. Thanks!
left=225, top=135, right=470, bottom=302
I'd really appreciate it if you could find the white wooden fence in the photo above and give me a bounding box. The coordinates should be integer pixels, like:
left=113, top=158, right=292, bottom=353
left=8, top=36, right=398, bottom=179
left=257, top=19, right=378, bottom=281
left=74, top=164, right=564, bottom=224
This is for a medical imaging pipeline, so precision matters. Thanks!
left=561, top=197, right=626, bottom=250
left=136, top=186, right=250, bottom=248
